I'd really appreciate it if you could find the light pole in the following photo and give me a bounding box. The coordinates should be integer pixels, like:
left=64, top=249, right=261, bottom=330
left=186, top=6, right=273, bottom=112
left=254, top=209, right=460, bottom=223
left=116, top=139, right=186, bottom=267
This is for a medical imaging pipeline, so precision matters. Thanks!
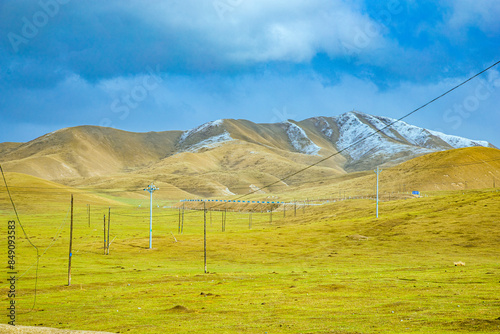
left=144, top=183, right=158, bottom=249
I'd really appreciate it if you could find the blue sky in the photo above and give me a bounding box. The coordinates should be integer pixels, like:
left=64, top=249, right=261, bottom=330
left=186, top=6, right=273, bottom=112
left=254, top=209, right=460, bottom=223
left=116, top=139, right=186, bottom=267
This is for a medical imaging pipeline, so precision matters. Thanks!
left=1, top=0, right=499, bottom=145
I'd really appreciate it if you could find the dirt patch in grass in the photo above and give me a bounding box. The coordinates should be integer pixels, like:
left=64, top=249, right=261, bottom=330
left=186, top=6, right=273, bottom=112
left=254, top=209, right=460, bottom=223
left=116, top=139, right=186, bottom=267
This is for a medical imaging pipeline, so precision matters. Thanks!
left=317, top=284, right=346, bottom=291
left=346, top=234, right=368, bottom=240
left=167, top=305, right=192, bottom=313
left=0, top=324, right=114, bottom=334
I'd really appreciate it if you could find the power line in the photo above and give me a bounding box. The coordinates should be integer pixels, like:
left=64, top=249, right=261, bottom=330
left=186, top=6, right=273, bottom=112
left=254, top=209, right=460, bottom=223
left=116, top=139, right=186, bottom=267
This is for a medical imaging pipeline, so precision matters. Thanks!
left=0, top=164, right=39, bottom=314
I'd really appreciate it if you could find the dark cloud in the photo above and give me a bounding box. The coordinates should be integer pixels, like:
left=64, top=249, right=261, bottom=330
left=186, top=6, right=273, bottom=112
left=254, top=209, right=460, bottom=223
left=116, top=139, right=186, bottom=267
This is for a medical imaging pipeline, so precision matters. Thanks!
left=0, top=0, right=499, bottom=145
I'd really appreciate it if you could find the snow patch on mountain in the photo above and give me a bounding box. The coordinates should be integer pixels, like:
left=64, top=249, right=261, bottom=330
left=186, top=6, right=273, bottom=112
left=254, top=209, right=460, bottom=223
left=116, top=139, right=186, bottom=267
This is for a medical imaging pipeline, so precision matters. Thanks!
left=358, top=112, right=491, bottom=150
left=183, top=132, right=233, bottom=152
left=361, top=113, right=440, bottom=148
left=427, top=130, right=490, bottom=149
left=284, top=121, right=321, bottom=155
left=179, top=119, right=224, bottom=143
left=249, top=184, right=265, bottom=194
left=357, top=112, right=401, bottom=141
left=334, top=112, right=433, bottom=161
left=387, top=121, right=435, bottom=147
left=222, top=187, right=235, bottom=196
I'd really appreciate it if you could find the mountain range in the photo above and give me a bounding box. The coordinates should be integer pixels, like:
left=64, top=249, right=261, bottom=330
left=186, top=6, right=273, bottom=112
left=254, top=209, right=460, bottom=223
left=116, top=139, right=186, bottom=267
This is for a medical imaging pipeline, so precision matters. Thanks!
left=0, top=111, right=497, bottom=198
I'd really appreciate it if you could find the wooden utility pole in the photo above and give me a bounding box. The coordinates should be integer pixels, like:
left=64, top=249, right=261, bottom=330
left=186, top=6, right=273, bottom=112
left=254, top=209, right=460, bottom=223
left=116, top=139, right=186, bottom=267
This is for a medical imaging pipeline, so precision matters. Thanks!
left=178, top=207, right=181, bottom=234
left=181, top=204, right=184, bottom=234
left=204, top=202, right=207, bottom=274
left=68, top=195, right=74, bottom=286
left=283, top=203, right=286, bottom=218
left=107, top=207, right=111, bottom=255
left=224, top=209, right=227, bottom=231
left=270, top=206, right=273, bottom=223
left=294, top=201, right=297, bottom=217
left=103, top=214, right=106, bottom=255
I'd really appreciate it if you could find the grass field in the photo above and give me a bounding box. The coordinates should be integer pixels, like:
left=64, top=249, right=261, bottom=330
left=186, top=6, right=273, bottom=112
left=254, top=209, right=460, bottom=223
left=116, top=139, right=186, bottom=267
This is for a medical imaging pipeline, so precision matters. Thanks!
left=1, top=177, right=500, bottom=333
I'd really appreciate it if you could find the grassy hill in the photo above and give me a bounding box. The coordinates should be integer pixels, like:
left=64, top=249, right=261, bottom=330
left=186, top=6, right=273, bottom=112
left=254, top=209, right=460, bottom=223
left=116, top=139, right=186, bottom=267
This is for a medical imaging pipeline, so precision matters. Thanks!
left=0, top=172, right=123, bottom=213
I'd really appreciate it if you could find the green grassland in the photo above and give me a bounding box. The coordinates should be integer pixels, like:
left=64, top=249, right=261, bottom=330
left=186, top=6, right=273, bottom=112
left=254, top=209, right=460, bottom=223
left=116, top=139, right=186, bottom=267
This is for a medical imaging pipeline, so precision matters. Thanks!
left=1, top=182, right=499, bottom=333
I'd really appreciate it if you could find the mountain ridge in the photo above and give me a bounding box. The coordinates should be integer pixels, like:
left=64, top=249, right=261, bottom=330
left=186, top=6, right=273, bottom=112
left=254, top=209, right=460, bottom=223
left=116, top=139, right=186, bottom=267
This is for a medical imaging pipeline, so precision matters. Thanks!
left=0, top=111, right=496, bottom=198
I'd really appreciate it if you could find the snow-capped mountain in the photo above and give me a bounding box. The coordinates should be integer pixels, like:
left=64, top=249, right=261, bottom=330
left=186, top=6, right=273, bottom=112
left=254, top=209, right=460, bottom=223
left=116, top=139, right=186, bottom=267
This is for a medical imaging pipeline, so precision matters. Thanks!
left=322, top=111, right=493, bottom=168
left=176, top=111, right=494, bottom=171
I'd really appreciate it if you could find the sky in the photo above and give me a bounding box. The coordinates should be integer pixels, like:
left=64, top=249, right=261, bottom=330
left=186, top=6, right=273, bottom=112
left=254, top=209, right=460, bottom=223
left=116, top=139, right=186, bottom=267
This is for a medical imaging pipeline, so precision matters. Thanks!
left=0, top=0, right=499, bottom=146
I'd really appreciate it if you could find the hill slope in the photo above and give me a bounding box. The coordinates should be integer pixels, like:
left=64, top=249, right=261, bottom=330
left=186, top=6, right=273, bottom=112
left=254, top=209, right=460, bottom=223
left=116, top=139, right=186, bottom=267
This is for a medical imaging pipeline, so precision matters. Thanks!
left=0, top=172, right=123, bottom=212
left=280, top=146, right=500, bottom=200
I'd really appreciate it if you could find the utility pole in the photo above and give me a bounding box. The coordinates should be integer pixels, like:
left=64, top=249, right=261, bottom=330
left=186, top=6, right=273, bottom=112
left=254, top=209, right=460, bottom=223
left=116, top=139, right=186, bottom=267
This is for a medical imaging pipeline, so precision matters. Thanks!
left=144, top=183, right=158, bottom=249
left=68, top=195, right=74, bottom=286
left=181, top=203, right=185, bottom=234
left=107, top=207, right=111, bottom=255
left=103, top=215, right=106, bottom=255
left=204, top=202, right=207, bottom=274
left=375, top=166, right=382, bottom=218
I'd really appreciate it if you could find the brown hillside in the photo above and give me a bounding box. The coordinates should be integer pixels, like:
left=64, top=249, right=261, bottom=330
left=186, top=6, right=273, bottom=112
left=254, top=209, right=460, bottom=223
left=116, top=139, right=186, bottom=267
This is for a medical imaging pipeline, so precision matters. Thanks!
left=384, top=146, right=500, bottom=191
left=65, top=140, right=346, bottom=198
left=1, top=126, right=181, bottom=180
left=0, top=142, right=22, bottom=155
left=285, top=146, right=500, bottom=199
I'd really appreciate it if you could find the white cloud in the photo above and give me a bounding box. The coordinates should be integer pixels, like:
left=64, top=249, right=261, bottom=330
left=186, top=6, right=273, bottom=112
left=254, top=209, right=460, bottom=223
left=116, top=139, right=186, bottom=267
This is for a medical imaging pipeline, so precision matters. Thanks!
left=444, top=0, right=500, bottom=34
left=135, top=0, right=386, bottom=64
